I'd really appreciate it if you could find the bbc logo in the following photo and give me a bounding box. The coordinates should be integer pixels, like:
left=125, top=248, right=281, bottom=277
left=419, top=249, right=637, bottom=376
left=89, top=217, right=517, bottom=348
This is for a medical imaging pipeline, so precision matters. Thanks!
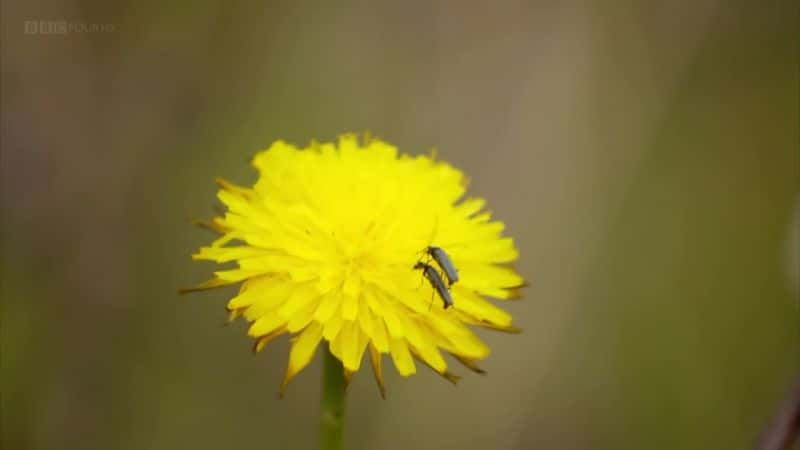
left=24, top=21, right=115, bottom=35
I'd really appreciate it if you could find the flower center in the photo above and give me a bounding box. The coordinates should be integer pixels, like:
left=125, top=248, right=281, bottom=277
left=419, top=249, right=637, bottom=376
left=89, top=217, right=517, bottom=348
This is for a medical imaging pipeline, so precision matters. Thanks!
left=333, top=220, right=382, bottom=281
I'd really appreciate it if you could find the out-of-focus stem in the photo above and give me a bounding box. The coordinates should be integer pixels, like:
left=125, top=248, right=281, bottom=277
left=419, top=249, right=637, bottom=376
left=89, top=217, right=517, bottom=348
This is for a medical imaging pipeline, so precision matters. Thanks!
left=320, top=345, right=346, bottom=450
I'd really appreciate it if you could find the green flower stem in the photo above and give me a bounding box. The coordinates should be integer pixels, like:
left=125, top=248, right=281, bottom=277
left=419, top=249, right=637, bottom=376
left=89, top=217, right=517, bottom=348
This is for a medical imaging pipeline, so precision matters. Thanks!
left=320, top=345, right=346, bottom=450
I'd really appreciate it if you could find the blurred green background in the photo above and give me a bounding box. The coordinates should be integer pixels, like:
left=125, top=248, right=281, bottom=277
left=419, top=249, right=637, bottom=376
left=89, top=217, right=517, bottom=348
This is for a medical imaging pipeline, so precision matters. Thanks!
left=2, top=1, right=798, bottom=449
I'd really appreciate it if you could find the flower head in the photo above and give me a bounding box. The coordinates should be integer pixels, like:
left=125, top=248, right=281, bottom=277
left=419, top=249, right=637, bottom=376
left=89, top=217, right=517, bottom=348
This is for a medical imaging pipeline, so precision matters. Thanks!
left=183, top=134, right=524, bottom=396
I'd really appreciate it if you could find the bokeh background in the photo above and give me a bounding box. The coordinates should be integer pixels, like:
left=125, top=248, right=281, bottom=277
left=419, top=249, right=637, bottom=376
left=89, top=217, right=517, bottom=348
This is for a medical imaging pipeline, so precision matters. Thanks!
left=2, top=1, right=798, bottom=449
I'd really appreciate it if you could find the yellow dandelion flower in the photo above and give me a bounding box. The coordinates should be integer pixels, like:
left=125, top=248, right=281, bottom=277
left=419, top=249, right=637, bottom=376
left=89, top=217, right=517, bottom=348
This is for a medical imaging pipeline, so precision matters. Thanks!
left=183, top=134, right=524, bottom=397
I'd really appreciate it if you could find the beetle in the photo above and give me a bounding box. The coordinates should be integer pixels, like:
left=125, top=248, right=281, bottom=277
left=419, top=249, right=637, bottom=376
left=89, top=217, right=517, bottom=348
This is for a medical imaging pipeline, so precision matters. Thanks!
left=414, top=261, right=453, bottom=309
left=424, top=246, right=459, bottom=286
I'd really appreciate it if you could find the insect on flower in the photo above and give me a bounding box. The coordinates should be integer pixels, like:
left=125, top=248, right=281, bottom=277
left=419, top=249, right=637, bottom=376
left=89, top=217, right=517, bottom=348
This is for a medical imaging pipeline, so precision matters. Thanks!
left=181, top=134, right=524, bottom=397
left=423, top=245, right=459, bottom=286
left=413, top=261, right=454, bottom=309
